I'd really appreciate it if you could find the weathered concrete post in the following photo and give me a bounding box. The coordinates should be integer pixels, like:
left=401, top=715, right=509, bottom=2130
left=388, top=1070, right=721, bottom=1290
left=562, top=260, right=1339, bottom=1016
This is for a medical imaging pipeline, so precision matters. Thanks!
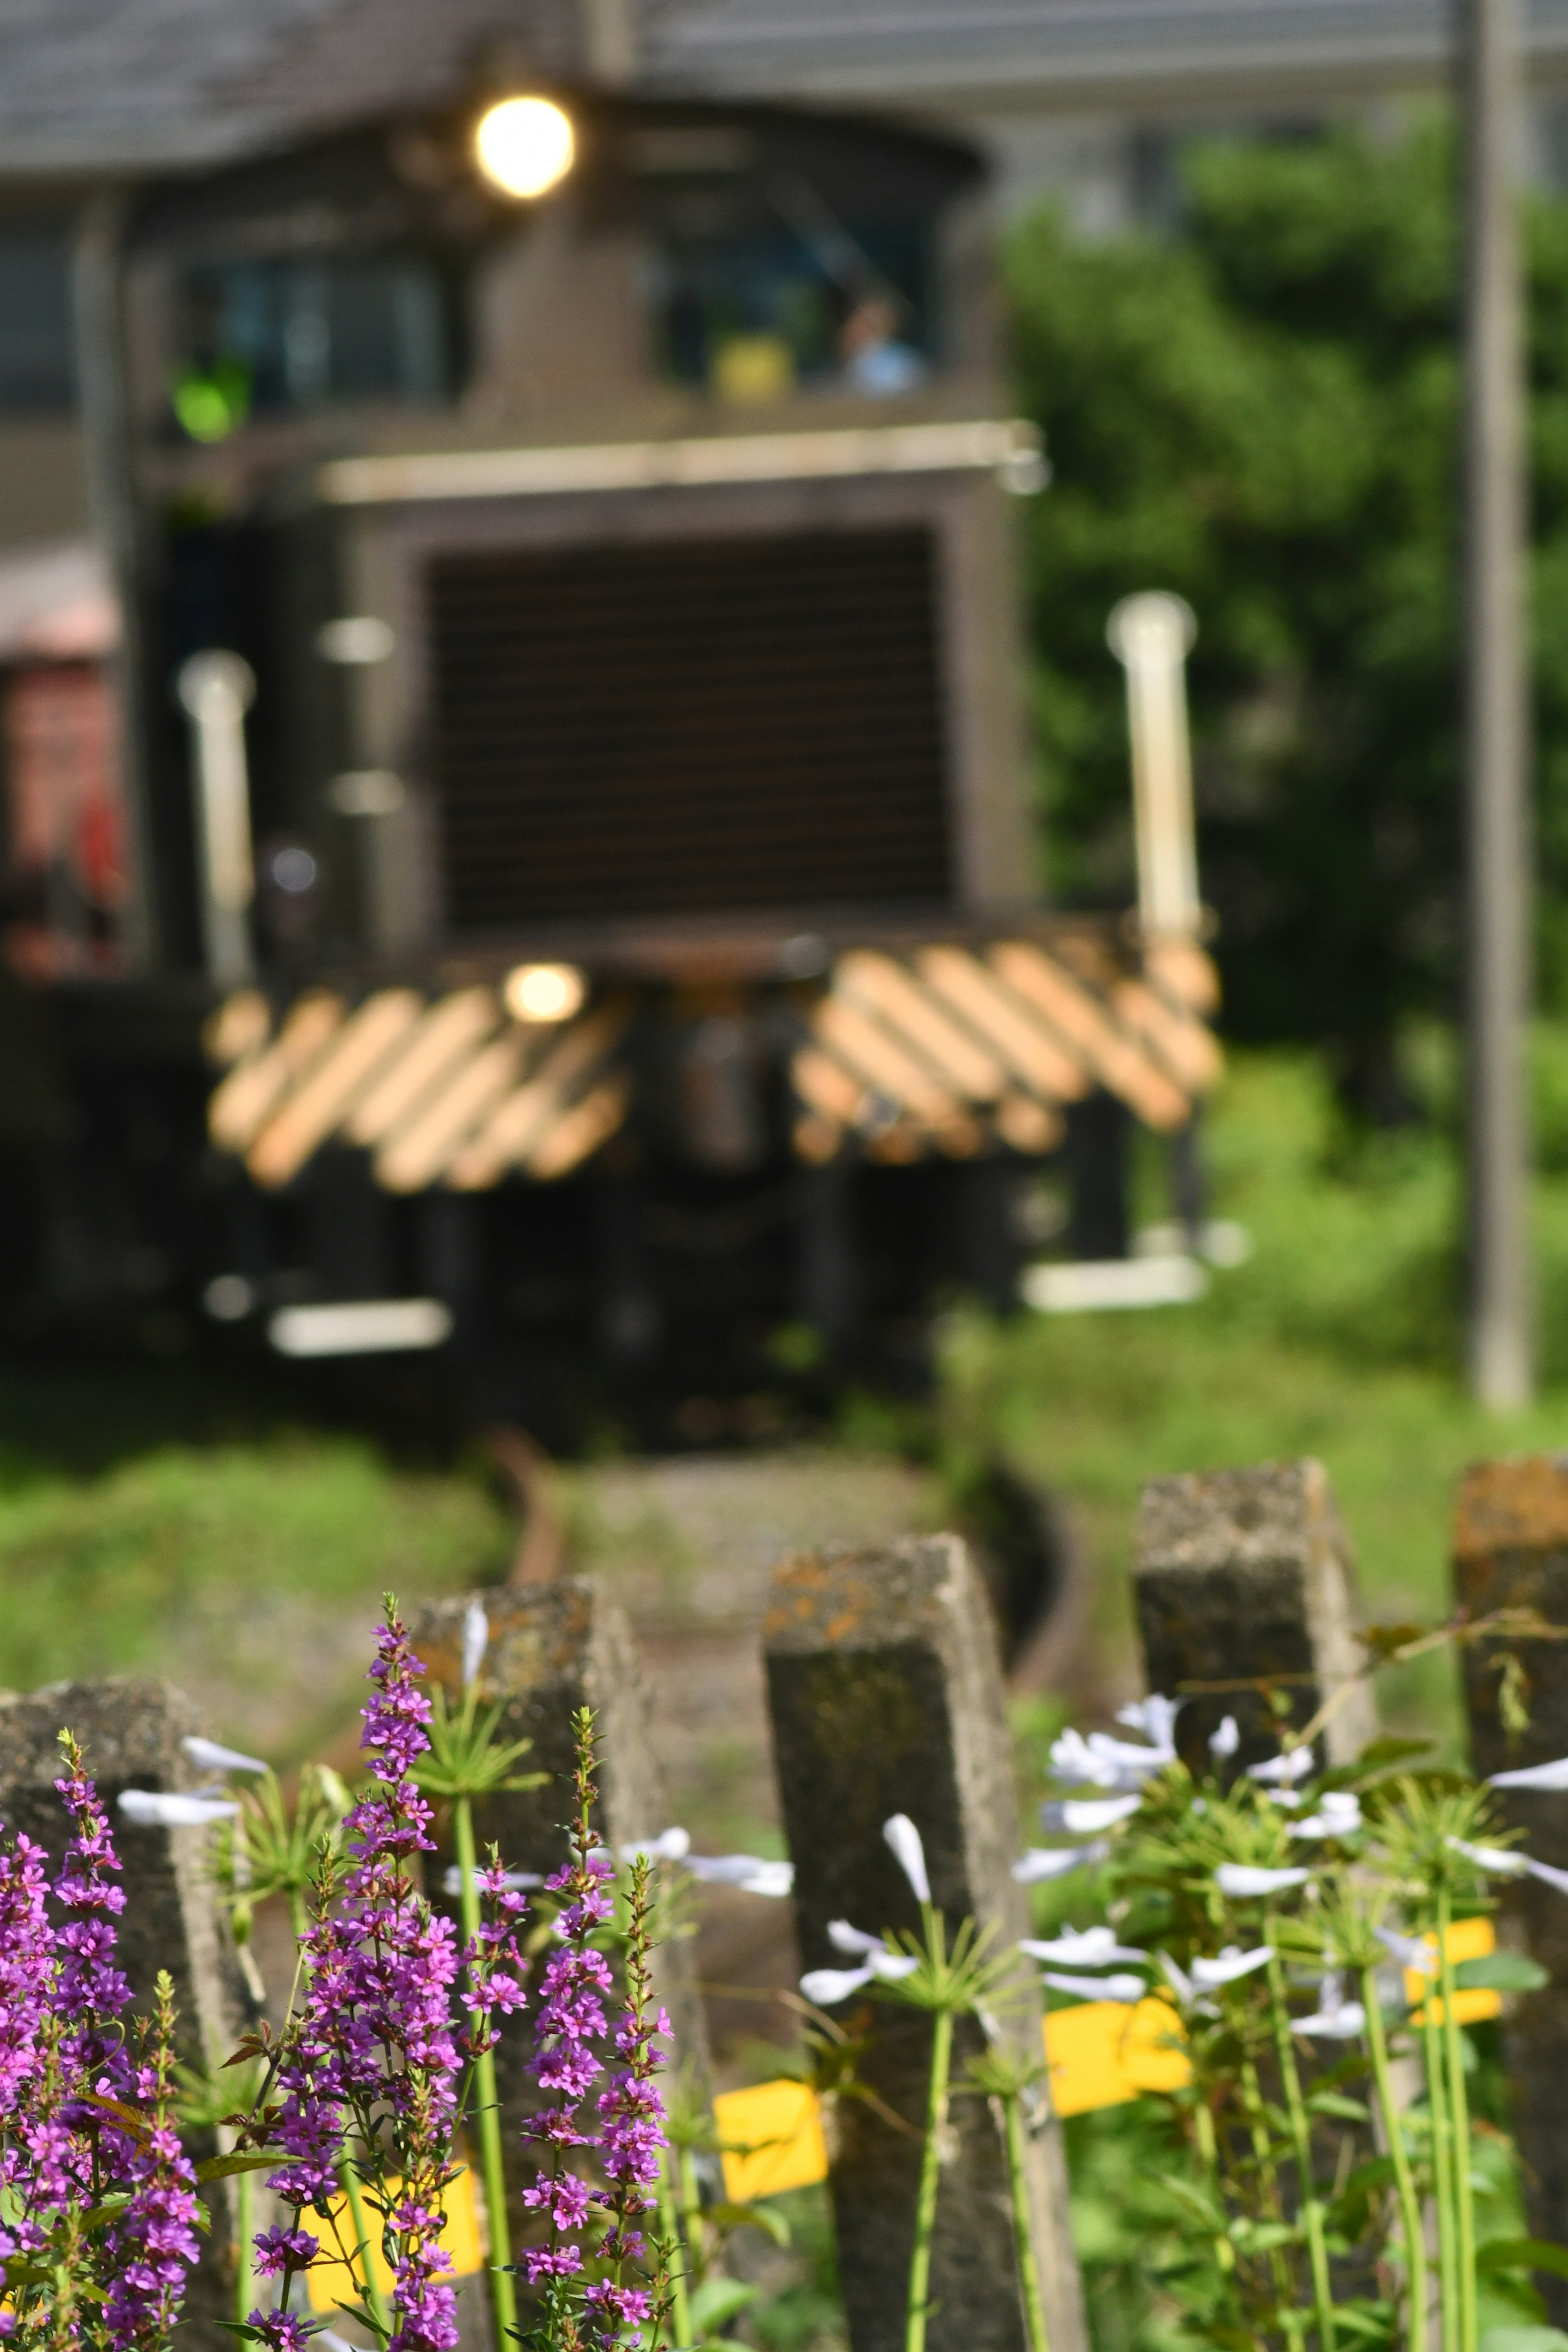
left=0, top=1677, right=252, bottom=2350
left=762, top=1535, right=1088, bottom=2352
left=1134, top=1460, right=1377, bottom=1773
left=1452, top=1454, right=1568, bottom=2314
left=412, top=1583, right=711, bottom=2239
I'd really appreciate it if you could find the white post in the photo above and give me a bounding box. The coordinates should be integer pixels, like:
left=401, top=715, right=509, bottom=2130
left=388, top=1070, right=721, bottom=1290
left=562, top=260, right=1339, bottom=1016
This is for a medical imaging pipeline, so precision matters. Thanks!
left=1107, top=590, right=1201, bottom=940
left=177, top=650, right=256, bottom=987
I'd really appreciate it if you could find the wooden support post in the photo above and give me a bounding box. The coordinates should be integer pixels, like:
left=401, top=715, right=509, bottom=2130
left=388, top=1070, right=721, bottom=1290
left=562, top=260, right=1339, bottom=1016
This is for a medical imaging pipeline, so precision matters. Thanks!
left=763, top=1535, right=1087, bottom=2352
left=0, top=1677, right=252, bottom=2349
left=1134, top=1460, right=1376, bottom=1772
left=412, top=1584, right=711, bottom=2239
left=1453, top=1455, right=1568, bottom=2313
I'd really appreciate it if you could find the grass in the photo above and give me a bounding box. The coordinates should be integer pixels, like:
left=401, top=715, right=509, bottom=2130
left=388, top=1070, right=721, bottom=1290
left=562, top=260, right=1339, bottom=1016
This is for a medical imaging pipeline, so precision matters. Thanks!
left=935, top=1038, right=1568, bottom=1743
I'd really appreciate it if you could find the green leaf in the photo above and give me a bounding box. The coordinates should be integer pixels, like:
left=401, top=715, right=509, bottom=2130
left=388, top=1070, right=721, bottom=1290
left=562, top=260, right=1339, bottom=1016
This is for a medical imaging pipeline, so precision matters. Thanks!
left=194, top=2151, right=295, bottom=2183
left=1454, top=1955, right=1550, bottom=1993
left=688, top=2277, right=761, bottom=2332
left=705, top=2200, right=792, bottom=2246
left=1479, top=2241, right=1568, bottom=2283
left=1306, top=2092, right=1371, bottom=2122
left=1477, top=2329, right=1568, bottom=2352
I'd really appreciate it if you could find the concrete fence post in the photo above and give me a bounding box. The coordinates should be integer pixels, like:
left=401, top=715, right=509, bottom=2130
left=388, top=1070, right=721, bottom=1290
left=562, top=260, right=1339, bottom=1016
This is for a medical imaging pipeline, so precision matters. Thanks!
left=762, top=1535, right=1088, bottom=2352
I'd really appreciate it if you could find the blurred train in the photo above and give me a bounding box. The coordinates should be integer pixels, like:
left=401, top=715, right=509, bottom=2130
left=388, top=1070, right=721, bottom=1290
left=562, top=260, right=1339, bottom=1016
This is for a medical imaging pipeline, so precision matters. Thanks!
left=0, top=74, right=1220, bottom=1439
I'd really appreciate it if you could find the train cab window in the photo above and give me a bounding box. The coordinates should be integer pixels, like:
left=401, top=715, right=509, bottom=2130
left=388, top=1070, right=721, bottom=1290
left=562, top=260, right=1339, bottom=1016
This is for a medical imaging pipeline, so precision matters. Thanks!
left=653, top=213, right=932, bottom=402
left=171, top=250, right=459, bottom=437
left=0, top=221, right=76, bottom=413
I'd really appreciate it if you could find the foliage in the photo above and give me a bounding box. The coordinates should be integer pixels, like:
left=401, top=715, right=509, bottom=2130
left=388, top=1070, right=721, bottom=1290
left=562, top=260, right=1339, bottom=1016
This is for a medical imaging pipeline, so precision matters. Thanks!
left=1003, top=119, right=1568, bottom=1101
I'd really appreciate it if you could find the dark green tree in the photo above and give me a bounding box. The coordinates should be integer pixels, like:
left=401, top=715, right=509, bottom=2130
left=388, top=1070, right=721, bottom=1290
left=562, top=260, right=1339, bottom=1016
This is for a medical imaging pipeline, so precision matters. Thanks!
left=1005, top=119, right=1568, bottom=1113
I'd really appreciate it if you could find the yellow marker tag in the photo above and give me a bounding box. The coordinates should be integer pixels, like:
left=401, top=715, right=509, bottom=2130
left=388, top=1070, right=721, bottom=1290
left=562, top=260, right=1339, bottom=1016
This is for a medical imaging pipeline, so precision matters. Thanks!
left=304, top=2167, right=486, bottom=2311
left=715, top=2078, right=831, bottom=2202
left=1042, top=1998, right=1192, bottom=2118
left=1406, top=1914, right=1501, bottom=2028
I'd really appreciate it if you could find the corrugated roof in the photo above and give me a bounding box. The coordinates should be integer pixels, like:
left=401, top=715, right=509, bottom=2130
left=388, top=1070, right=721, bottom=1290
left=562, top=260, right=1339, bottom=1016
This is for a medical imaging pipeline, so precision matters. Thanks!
left=3, top=0, right=1568, bottom=180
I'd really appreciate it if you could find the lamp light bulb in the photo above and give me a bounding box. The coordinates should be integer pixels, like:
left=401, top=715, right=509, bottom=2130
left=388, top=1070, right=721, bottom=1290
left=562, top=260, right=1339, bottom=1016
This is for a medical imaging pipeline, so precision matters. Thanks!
left=475, top=96, right=575, bottom=199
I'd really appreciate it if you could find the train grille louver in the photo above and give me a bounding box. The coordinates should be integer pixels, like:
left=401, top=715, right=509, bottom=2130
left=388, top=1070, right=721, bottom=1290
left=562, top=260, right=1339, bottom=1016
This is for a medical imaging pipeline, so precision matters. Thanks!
left=426, top=524, right=953, bottom=929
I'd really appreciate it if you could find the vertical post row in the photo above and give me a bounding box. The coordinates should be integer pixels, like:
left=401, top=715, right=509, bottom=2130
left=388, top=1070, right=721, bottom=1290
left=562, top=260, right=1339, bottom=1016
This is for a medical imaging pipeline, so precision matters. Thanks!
left=0, top=1676, right=252, bottom=2350
left=763, top=1535, right=1087, bottom=2352
left=412, top=1583, right=712, bottom=2238
left=1134, top=1459, right=1377, bottom=1772
left=1452, top=1454, right=1568, bottom=2314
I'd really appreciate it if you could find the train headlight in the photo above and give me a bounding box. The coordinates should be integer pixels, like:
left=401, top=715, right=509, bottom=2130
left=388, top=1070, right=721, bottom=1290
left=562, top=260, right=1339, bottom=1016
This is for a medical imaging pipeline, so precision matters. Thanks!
left=505, top=962, right=586, bottom=1023
left=475, top=97, right=575, bottom=198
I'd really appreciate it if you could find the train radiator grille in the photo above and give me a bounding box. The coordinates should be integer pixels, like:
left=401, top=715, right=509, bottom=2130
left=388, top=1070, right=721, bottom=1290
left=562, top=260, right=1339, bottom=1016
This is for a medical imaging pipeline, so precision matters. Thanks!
left=426, top=524, right=952, bottom=929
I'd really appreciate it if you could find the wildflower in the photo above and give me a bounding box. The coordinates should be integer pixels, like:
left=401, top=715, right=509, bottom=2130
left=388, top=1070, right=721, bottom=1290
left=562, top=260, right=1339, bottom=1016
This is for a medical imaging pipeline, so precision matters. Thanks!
left=102, top=1975, right=202, bottom=2352
left=1489, top=1755, right=1568, bottom=1791
left=1291, top=1975, right=1366, bottom=2040
left=1191, top=1944, right=1274, bottom=1987
left=884, top=1813, right=931, bottom=1902
left=182, top=1735, right=268, bottom=1775
left=1246, top=1746, right=1314, bottom=1786
left=621, top=1827, right=691, bottom=1863
left=1290, top=1791, right=1364, bottom=1840
left=1374, top=1922, right=1439, bottom=1976
left=1210, top=1715, right=1241, bottom=1758
left=1447, top=1833, right=1568, bottom=1895
left=117, top=1790, right=241, bottom=1827
left=461, top=1600, right=489, bottom=1692
left=1040, top=1795, right=1143, bottom=1834
left=1117, top=1695, right=1182, bottom=1751
left=1215, top=1863, right=1313, bottom=1897
left=588, top=1852, right=669, bottom=2352
left=1049, top=1705, right=1176, bottom=1793
left=1011, top=1840, right=1111, bottom=1884
left=441, top=1864, right=542, bottom=1896
left=1038, top=1970, right=1146, bottom=2004
left=1018, top=1925, right=1149, bottom=1966
left=684, top=1854, right=793, bottom=1896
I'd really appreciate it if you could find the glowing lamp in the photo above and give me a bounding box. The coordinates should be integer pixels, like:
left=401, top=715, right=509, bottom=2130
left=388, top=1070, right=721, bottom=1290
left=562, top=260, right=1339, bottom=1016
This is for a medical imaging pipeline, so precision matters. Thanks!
left=505, top=962, right=586, bottom=1023
left=475, top=97, right=575, bottom=199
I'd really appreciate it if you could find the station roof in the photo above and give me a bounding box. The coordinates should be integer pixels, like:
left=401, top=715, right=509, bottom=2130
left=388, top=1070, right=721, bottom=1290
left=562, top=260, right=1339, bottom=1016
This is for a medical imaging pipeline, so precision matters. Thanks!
left=4, top=0, right=1568, bottom=182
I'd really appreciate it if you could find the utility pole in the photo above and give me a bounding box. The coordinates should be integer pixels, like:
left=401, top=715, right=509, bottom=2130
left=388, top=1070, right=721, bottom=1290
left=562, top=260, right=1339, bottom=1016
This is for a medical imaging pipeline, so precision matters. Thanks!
left=1460, top=0, right=1533, bottom=1408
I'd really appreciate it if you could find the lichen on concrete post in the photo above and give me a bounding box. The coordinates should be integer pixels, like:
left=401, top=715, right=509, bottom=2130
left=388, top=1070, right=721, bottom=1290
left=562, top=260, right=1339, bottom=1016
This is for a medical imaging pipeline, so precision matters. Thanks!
left=1452, top=1453, right=1568, bottom=2314
left=0, top=1676, right=252, bottom=2350
left=412, top=1581, right=711, bottom=2241
left=762, top=1535, right=1087, bottom=2352
left=1134, top=1459, right=1377, bottom=1773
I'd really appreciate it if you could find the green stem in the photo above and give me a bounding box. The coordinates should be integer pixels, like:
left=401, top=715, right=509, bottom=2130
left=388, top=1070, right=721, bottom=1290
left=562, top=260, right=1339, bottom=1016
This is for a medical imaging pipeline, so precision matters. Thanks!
left=1436, top=1892, right=1477, bottom=2352
left=659, top=2148, right=694, bottom=2349
left=236, top=2162, right=255, bottom=2325
left=455, top=1793, right=519, bottom=2345
left=999, top=2088, right=1050, bottom=2352
left=341, top=2158, right=392, bottom=2341
left=905, top=2007, right=954, bottom=2352
left=1265, top=1931, right=1336, bottom=2352
left=1421, top=1966, right=1459, bottom=2352
left=1359, top=1963, right=1427, bottom=2352
left=677, top=2144, right=708, bottom=2289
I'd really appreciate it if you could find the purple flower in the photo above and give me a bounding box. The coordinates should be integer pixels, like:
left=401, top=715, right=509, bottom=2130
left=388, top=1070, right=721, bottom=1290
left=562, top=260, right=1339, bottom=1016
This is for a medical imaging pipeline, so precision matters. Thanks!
left=254, top=2223, right=321, bottom=2279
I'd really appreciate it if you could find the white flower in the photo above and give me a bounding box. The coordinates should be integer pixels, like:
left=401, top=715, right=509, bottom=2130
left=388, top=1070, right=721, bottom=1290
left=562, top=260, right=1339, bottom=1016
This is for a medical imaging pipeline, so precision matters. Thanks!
left=685, top=1855, right=794, bottom=1898
left=1523, top=1853, right=1568, bottom=1895
left=461, top=1600, right=490, bottom=1693
left=181, top=1736, right=267, bottom=1776
left=1290, top=1792, right=1363, bottom=1840
left=829, top=1920, right=885, bottom=1956
left=1246, top=1747, right=1314, bottom=1786
left=1446, top=1834, right=1528, bottom=1877
left=1292, top=1976, right=1365, bottom=2039
left=1489, top=1755, right=1568, bottom=1792
left=1041, top=1795, right=1143, bottom=1835
left=1192, top=1944, right=1274, bottom=1987
left=1116, top=1695, right=1182, bottom=1753
left=1049, top=1728, right=1127, bottom=1790
left=1210, top=1715, right=1241, bottom=1759
left=801, top=1965, right=876, bottom=2006
left=1040, top=1970, right=1146, bottom=2004
left=1269, top=1791, right=1305, bottom=1809
left=884, top=1814, right=930, bottom=1904
left=1011, top=1840, right=1111, bottom=1884
left=118, top=1790, right=240, bottom=1827
left=1374, top=1923, right=1437, bottom=1976
left=1215, top=1863, right=1312, bottom=1898
left=622, top=1827, right=692, bottom=1863
left=1160, top=1952, right=1195, bottom=2004
left=1051, top=1719, right=1173, bottom=1793
left=442, top=1865, right=542, bottom=1896
left=1019, top=1925, right=1149, bottom=1966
